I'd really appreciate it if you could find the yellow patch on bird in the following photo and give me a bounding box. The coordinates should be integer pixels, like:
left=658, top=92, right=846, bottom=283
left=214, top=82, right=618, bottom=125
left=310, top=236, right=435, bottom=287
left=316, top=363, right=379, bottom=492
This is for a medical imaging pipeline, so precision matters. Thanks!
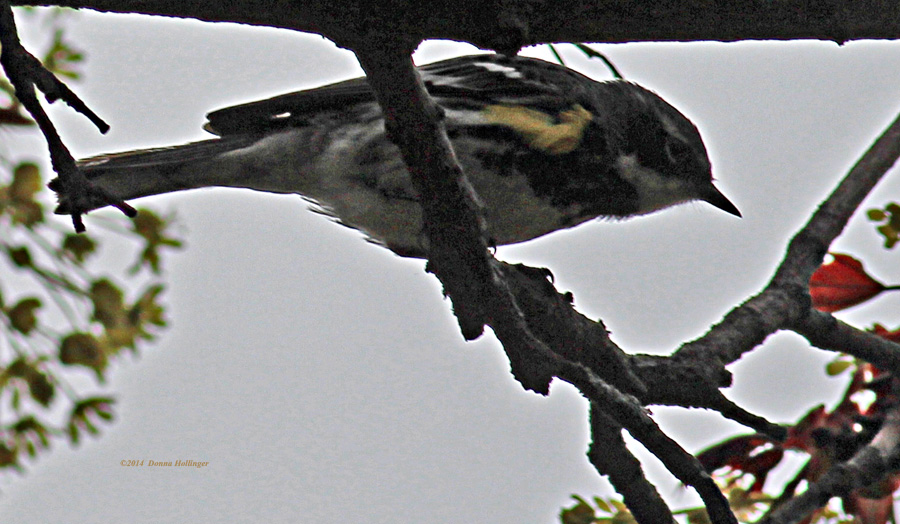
left=482, top=104, right=593, bottom=155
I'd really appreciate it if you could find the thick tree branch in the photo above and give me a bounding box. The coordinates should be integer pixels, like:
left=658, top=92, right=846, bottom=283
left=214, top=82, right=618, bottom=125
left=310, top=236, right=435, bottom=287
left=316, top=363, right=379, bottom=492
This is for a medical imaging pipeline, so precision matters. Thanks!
left=350, top=42, right=559, bottom=392
left=500, top=263, right=645, bottom=396
left=631, top=354, right=787, bottom=440
left=499, top=263, right=784, bottom=437
left=13, top=0, right=900, bottom=50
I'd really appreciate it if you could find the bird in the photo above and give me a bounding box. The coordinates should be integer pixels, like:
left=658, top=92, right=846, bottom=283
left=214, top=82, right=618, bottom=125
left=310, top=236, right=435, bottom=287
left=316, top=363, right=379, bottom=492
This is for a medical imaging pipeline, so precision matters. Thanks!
left=52, top=54, right=740, bottom=258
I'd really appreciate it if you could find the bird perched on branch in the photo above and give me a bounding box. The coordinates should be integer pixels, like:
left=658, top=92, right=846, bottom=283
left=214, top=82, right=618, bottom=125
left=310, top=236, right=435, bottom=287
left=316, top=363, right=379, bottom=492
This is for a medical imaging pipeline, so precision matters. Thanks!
left=53, top=54, right=740, bottom=257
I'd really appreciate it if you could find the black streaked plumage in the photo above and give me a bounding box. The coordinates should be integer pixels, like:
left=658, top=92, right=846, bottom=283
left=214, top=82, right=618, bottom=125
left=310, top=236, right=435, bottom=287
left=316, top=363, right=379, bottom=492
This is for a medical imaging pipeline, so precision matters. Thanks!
left=53, top=54, right=739, bottom=257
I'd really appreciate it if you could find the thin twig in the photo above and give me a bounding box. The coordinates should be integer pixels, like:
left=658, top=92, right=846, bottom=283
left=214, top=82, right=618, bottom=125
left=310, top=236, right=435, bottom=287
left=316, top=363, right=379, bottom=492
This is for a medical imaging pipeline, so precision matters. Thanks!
left=0, top=2, right=134, bottom=231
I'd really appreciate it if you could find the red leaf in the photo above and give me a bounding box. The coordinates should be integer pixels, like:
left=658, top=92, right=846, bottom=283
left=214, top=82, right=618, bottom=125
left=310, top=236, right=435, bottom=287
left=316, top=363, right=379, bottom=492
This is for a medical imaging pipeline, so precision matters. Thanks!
left=697, top=434, right=778, bottom=472
left=871, top=324, right=900, bottom=344
left=784, top=405, right=828, bottom=452
left=809, top=254, right=885, bottom=312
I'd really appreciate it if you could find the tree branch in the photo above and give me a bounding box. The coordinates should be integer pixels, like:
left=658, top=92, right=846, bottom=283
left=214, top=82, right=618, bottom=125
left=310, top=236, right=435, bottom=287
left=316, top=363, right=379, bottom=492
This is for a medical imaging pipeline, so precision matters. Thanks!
left=0, top=1, right=134, bottom=230
left=658, top=93, right=900, bottom=523
left=350, top=36, right=739, bottom=522
left=588, top=405, right=678, bottom=524
left=660, top=105, right=900, bottom=406
left=794, top=310, right=900, bottom=375
left=14, top=0, right=900, bottom=49
left=568, top=366, right=737, bottom=524
left=9, top=2, right=900, bottom=522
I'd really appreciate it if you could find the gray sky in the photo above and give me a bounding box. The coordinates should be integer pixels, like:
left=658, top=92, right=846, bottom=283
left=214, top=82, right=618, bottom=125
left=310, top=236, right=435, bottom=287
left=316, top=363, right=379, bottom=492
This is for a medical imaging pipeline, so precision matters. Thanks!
left=5, top=9, right=900, bottom=524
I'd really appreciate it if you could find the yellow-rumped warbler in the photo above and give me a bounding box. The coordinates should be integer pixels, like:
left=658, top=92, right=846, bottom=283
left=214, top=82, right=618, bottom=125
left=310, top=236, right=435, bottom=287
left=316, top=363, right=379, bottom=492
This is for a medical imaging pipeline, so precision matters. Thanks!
left=53, top=54, right=740, bottom=257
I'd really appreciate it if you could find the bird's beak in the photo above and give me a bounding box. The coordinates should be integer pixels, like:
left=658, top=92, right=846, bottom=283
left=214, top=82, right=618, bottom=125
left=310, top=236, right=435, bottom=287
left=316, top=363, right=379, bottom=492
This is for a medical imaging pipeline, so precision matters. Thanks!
left=702, top=184, right=741, bottom=218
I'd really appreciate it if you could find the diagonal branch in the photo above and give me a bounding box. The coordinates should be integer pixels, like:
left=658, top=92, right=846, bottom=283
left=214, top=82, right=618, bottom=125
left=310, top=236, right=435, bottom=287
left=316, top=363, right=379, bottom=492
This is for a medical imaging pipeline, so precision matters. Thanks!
left=677, top=107, right=900, bottom=369
left=0, top=1, right=135, bottom=231
left=588, top=404, right=678, bottom=524
left=352, top=42, right=565, bottom=394
left=568, top=364, right=737, bottom=524
left=660, top=83, right=900, bottom=523
left=350, top=41, right=737, bottom=523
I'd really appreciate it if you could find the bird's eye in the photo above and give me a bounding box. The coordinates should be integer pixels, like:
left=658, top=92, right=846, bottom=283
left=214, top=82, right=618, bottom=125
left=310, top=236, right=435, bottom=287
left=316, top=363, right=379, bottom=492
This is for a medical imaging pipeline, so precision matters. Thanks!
left=664, top=137, right=693, bottom=165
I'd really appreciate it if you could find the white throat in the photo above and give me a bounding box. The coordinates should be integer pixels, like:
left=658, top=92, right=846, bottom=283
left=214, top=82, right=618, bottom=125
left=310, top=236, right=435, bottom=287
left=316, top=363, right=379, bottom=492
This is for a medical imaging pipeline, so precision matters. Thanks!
left=615, top=154, right=695, bottom=214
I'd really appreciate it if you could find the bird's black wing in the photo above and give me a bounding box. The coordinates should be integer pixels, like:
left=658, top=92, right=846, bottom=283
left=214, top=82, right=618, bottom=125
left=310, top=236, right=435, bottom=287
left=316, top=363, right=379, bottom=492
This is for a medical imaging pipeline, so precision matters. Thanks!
left=203, top=77, right=378, bottom=136
left=204, top=55, right=595, bottom=136
left=418, top=54, right=589, bottom=106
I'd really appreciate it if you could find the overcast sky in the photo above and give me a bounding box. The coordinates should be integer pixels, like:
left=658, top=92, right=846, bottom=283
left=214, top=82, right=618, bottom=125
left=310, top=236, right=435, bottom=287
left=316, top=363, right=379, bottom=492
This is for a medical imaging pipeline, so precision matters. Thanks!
left=4, top=9, right=900, bottom=524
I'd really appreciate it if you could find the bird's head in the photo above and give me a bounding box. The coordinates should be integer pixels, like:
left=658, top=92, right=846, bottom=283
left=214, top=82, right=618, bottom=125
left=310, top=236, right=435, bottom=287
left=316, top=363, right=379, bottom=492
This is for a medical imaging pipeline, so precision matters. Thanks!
left=599, top=81, right=741, bottom=218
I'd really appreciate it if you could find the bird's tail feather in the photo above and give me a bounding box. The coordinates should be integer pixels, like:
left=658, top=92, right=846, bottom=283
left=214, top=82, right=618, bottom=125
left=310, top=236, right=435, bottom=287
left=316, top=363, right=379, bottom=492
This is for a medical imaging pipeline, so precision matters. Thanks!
left=51, top=134, right=260, bottom=215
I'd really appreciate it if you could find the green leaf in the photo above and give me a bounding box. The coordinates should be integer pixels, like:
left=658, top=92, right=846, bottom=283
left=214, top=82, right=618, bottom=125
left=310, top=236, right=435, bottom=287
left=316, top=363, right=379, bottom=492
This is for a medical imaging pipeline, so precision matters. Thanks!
left=83, top=418, right=98, bottom=435
left=130, top=284, right=167, bottom=332
left=9, top=162, right=41, bottom=201
left=41, top=28, right=84, bottom=79
left=62, top=233, right=97, bottom=263
left=869, top=203, right=900, bottom=249
left=60, top=332, right=107, bottom=380
left=129, top=209, right=183, bottom=274
left=560, top=498, right=597, bottom=524
left=90, top=279, right=125, bottom=329
left=69, top=397, right=116, bottom=442
left=12, top=416, right=51, bottom=457
left=4, top=358, right=54, bottom=406
left=0, top=441, right=19, bottom=470
left=7, top=245, right=33, bottom=268
left=593, top=497, right=612, bottom=514
left=7, top=296, right=41, bottom=334
left=877, top=224, right=898, bottom=248
left=67, top=421, right=80, bottom=445
left=868, top=209, right=886, bottom=221
left=7, top=357, right=29, bottom=377
left=27, top=369, right=54, bottom=406
left=826, top=359, right=853, bottom=376
left=4, top=163, right=45, bottom=225
left=686, top=508, right=712, bottom=524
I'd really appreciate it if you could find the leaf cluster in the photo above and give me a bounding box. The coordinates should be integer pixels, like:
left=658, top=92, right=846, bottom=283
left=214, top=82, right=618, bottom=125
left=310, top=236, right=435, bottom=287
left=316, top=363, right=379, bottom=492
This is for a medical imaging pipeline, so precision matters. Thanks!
left=0, top=10, right=180, bottom=473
